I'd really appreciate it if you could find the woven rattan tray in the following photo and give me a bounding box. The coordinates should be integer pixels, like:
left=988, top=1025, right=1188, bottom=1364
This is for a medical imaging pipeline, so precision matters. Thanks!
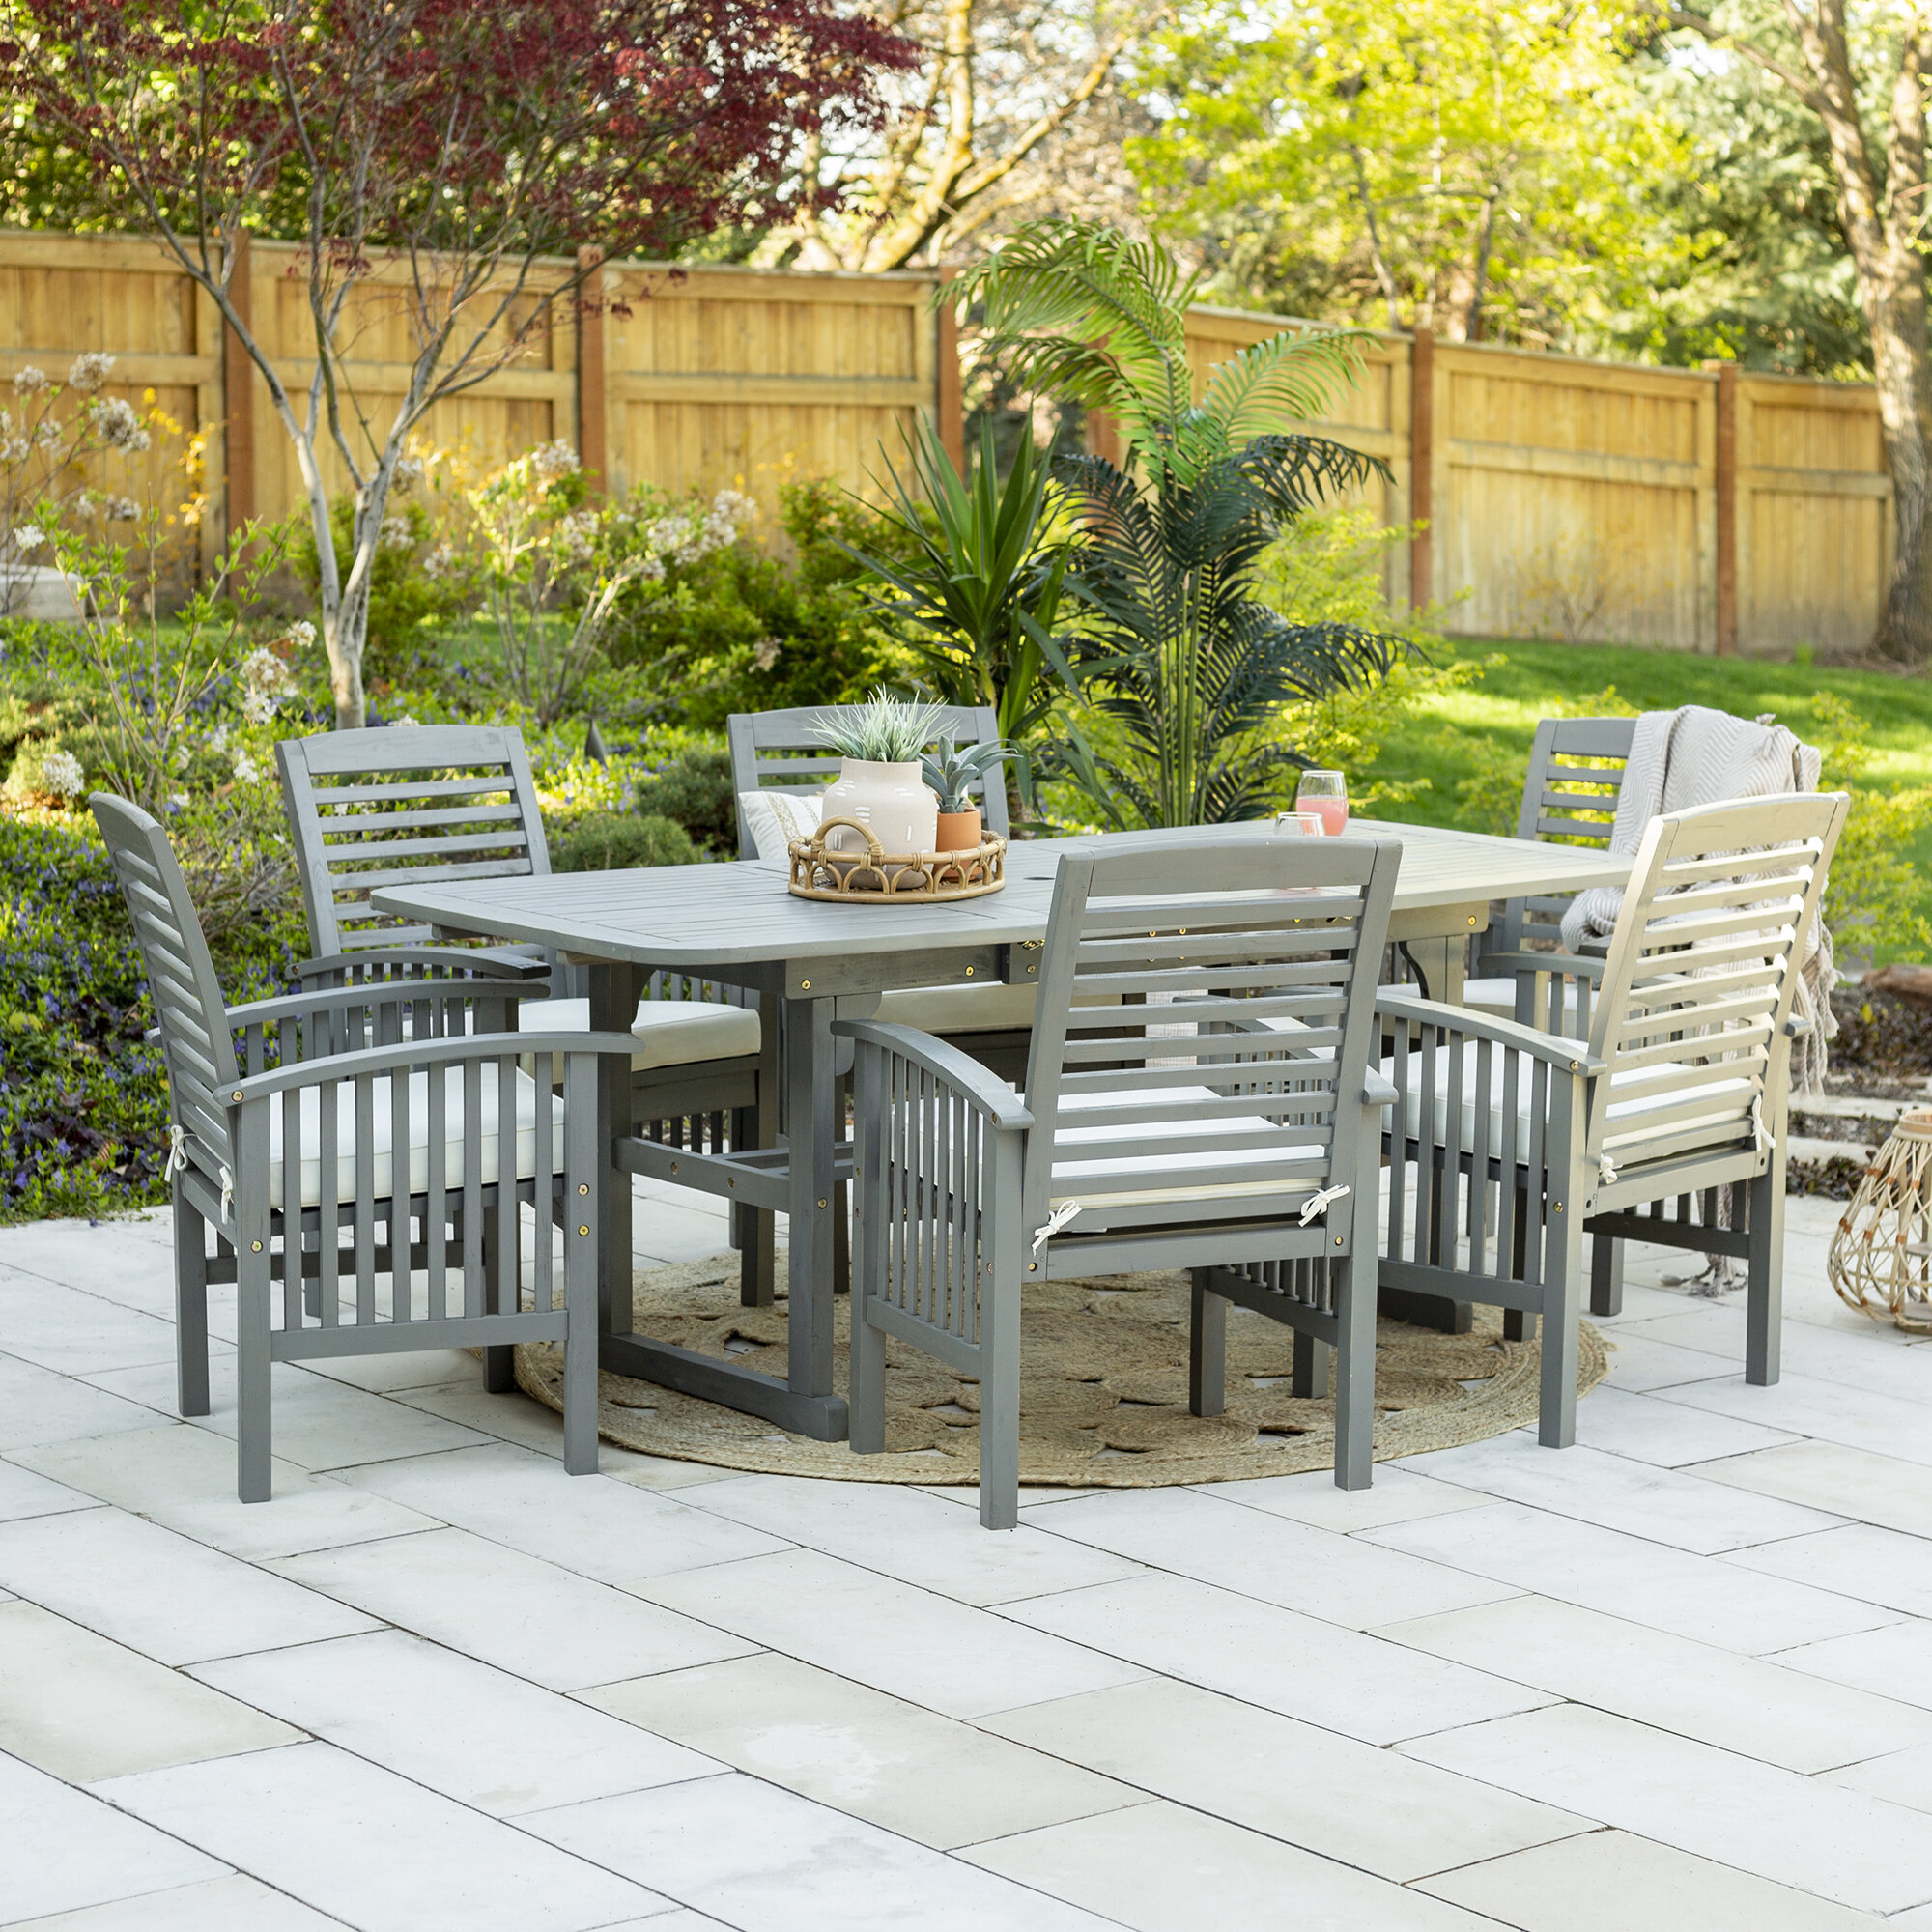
left=787, top=816, right=1007, bottom=902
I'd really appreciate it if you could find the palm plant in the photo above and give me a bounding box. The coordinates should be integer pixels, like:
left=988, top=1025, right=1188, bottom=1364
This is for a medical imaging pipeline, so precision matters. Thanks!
left=946, top=221, right=1402, bottom=828
left=843, top=415, right=1077, bottom=750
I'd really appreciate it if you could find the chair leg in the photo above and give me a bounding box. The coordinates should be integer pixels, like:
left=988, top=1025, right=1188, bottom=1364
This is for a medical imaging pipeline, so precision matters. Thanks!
left=1503, top=1308, right=1539, bottom=1342
left=1332, top=1253, right=1378, bottom=1490
left=1292, top=1330, right=1331, bottom=1400
left=173, top=1178, right=211, bottom=1418
left=236, top=1233, right=272, bottom=1504
left=1188, top=1272, right=1227, bottom=1417
left=1746, top=1167, right=1785, bottom=1386
left=1538, top=1213, right=1583, bottom=1449
left=562, top=1123, right=600, bottom=1477
left=980, top=1247, right=1021, bottom=1532
left=1588, top=1234, right=1625, bottom=1318
left=481, top=1215, right=515, bottom=1395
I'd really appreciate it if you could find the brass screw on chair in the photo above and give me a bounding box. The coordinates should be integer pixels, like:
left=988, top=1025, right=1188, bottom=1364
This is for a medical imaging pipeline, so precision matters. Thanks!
left=578, top=1224, right=590, bottom=1236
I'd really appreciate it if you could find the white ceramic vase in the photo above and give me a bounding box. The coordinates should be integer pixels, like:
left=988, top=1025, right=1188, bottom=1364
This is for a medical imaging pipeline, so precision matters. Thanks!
left=822, top=756, right=938, bottom=855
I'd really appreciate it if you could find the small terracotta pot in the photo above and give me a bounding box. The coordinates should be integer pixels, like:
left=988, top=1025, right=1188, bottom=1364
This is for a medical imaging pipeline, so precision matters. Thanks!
left=934, top=807, right=982, bottom=852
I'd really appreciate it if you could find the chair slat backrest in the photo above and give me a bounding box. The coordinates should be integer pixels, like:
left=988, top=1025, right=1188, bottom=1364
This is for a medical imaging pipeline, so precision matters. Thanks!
left=1496, top=715, right=1638, bottom=952
left=277, top=725, right=550, bottom=954
left=91, top=793, right=239, bottom=1179
left=1018, top=836, right=1401, bottom=1234
left=725, top=704, right=1008, bottom=858
left=1584, top=792, right=1848, bottom=1188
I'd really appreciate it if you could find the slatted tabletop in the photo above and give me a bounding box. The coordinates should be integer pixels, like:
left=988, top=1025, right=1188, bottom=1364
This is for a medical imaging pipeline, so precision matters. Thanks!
left=371, top=820, right=1634, bottom=968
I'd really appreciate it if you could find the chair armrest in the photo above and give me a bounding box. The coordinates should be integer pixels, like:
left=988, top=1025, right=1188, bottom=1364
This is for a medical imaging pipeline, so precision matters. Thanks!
left=834, top=1018, right=1035, bottom=1131
left=298, top=945, right=548, bottom=987
left=1363, top=1068, right=1399, bottom=1108
left=1377, top=988, right=1606, bottom=1075
left=1474, top=950, right=1607, bottom=982
left=223, top=981, right=551, bottom=1032
left=228, top=1030, right=640, bottom=1104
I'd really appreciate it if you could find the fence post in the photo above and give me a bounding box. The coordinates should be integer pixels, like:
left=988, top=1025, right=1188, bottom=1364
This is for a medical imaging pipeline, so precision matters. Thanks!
left=1713, top=361, right=1738, bottom=657
left=577, top=245, right=608, bottom=497
left=937, top=269, right=965, bottom=475
left=1409, top=326, right=1434, bottom=611
left=222, top=227, right=256, bottom=547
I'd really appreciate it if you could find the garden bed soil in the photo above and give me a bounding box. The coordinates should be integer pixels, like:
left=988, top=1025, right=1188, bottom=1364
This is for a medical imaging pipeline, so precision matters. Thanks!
left=1786, top=982, right=1932, bottom=1198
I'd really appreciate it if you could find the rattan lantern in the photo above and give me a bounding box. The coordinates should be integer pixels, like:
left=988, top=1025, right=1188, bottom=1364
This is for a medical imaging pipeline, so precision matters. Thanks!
left=1830, top=1107, right=1932, bottom=1334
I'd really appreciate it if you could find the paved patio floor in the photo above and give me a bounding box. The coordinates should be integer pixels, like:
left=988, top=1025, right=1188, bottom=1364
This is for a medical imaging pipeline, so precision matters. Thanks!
left=3, top=1181, right=1932, bottom=1929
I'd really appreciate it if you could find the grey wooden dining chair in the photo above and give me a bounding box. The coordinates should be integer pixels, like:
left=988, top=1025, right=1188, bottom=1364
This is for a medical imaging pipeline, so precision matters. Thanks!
left=93, top=792, right=637, bottom=1501
left=837, top=834, right=1402, bottom=1528
left=1377, top=790, right=1848, bottom=1450
left=1462, top=715, right=1638, bottom=1028
left=278, top=724, right=774, bottom=1303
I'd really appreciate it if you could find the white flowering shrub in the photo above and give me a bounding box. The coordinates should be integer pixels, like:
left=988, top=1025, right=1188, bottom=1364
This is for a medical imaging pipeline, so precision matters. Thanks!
left=0, top=353, right=164, bottom=612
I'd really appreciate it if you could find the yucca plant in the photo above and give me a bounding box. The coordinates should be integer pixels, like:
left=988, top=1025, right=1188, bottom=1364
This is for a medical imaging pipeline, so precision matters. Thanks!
left=844, top=417, right=1077, bottom=753
left=946, top=220, right=1402, bottom=828
left=811, top=687, right=951, bottom=764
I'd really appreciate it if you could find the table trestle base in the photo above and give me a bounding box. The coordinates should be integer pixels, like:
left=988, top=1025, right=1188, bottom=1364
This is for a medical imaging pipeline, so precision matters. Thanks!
left=597, top=1331, right=849, bottom=1438
left=615, top=1134, right=854, bottom=1215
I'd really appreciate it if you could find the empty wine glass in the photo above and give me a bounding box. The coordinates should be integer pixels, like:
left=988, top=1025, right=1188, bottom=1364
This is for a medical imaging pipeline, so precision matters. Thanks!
left=1272, top=810, right=1326, bottom=837
left=1295, top=769, right=1349, bottom=836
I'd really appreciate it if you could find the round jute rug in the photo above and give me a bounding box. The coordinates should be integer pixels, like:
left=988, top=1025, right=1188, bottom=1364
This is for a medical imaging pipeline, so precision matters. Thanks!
left=514, top=1253, right=1609, bottom=1487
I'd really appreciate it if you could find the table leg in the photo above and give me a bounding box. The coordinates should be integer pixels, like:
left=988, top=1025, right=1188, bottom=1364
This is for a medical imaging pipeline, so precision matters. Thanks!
left=1400, top=934, right=1468, bottom=1006
left=589, top=960, right=639, bottom=1337
left=783, top=992, right=847, bottom=1438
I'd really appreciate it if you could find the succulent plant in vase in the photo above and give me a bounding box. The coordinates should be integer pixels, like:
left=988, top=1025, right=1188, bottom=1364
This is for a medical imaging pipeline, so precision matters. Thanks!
left=921, top=739, right=1016, bottom=850
left=812, top=688, right=950, bottom=853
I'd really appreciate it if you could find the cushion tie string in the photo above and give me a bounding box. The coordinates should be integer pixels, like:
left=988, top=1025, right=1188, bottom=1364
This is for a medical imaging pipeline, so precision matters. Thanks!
left=164, top=1123, right=188, bottom=1178
left=219, top=1166, right=235, bottom=1220
left=1299, top=1182, right=1350, bottom=1227
left=1752, top=1096, right=1776, bottom=1155
left=1599, top=1151, right=1619, bottom=1187
left=1033, top=1201, right=1081, bottom=1256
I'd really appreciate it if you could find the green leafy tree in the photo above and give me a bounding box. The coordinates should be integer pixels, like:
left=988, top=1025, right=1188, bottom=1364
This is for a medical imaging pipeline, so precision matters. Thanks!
left=948, top=219, right=1400, bottom=828
left=1130, top=0, right=1689, bottom=345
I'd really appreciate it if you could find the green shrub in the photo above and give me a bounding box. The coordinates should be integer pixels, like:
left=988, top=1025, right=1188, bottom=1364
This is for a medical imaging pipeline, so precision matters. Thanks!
left=602, top=479, right=916, bottom=726
left=633, top=743, right=737, bottom=856
left=552, top=811, right=696, bottom=872
left=0, top=814, right=303, bottom=1225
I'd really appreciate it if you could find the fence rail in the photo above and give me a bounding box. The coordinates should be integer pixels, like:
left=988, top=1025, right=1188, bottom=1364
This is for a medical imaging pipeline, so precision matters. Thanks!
left=0, top=228, right=1889, bottom=656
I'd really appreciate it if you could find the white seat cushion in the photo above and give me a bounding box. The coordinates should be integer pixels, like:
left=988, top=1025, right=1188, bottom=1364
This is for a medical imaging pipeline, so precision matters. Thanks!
left=1384, top=1044, right=1756, bottom=1156
left=1049, top=1085, right=1329, bottom=1211
left=738, top=788, right=823, bottom=861
left=1461, top=976, right=1583, bottom=1025
left=266, top=1065, right=562, bottom=1209
left=519, top=996, right=761, bottom=1073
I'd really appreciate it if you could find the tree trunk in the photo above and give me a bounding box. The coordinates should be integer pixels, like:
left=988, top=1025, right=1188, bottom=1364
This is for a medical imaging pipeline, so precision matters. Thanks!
left=1867, top=274, right=1932, bottom=663
left=1784, top=4, right=1932, bottom=663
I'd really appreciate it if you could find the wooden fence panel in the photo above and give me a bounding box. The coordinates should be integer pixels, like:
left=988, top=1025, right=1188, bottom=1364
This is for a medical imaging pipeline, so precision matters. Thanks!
left=0, top=228, right=1897, bottom=657
left=1737, top=374, right=1890, bottom=657
left=0, top=232, right=221, bottom=592
left=1428, top=345, right=1716, bottom=651
left=600, top=264, right=940, bottom=527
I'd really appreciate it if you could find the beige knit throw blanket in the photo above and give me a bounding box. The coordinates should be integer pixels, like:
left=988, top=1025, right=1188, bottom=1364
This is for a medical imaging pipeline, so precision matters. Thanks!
left=1557, top=705, right=1835, bottom=1096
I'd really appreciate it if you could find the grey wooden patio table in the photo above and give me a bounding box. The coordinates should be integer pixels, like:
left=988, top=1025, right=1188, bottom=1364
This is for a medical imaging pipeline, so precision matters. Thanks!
left=373, top=819, right=1630, bottom=1441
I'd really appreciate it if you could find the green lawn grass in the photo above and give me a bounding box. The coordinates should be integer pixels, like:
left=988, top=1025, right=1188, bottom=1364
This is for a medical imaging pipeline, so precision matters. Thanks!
left=1365, top=639, right=1932, bottom=852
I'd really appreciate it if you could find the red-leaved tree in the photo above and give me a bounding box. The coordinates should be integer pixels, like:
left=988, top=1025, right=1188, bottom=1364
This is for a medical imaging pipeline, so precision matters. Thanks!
left=2, top=0, right=913, bottom=725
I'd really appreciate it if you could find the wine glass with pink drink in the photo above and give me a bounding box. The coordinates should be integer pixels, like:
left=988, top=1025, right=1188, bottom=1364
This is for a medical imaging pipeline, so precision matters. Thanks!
left=1295, top=769, right=1349, bottom=836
